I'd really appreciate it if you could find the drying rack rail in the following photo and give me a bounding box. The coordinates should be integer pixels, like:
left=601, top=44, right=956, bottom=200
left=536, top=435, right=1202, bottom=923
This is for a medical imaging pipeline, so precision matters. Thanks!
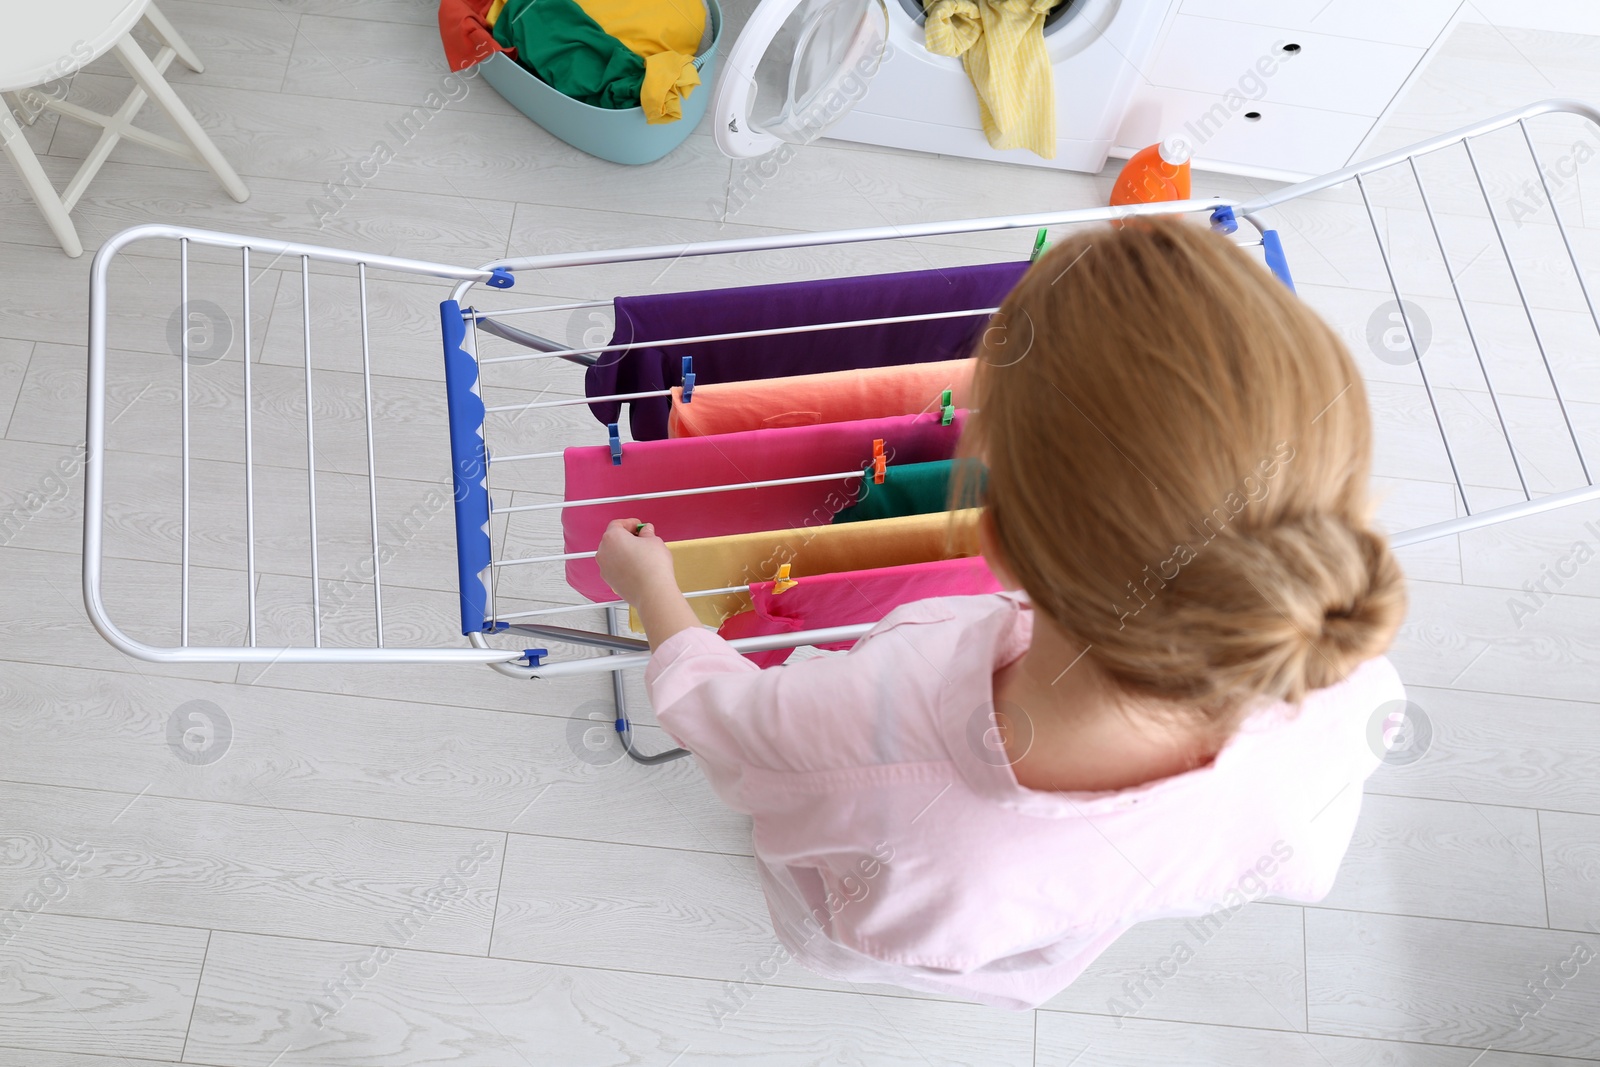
left=84, top=99, right=1600, bottom=699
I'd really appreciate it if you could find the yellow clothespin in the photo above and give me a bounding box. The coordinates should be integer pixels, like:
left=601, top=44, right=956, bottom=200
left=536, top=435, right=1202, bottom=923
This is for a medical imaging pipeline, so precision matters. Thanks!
left=773, top=563, right=798, bottom=595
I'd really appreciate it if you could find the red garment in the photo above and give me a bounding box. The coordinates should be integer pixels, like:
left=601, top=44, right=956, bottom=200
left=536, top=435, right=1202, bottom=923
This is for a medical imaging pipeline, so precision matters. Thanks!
left=439, top=0, right=511, bottom=71
left=562, top=411, right=969, bottom=601
left=716, top=557, right=1003, bottom=667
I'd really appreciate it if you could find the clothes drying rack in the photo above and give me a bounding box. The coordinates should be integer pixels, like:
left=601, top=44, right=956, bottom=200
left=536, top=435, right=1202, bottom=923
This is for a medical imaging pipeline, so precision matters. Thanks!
left=85, top=98, right=1600, bottom=764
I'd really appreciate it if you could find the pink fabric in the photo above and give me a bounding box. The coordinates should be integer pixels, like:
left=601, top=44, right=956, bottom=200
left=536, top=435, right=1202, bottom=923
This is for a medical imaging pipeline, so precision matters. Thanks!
left=645, top=592, right=1406, bottom=1009
left=562, top=411, right=967, bottom=601
left=717, top=557, right=1003, bottom=667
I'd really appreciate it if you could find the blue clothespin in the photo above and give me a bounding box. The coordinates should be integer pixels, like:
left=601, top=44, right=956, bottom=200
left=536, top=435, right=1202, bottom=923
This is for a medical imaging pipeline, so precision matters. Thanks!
left=608, top=422, right=622, bottom=466
left=486, top=267, right=515, bottom=289
left=940, top=388, right=955, bottom=426
left=681, top=355, right=695, bottom=403
left=520, top=648, right=547, bottom=668
left=1209, top=205, right=1238, bottom=235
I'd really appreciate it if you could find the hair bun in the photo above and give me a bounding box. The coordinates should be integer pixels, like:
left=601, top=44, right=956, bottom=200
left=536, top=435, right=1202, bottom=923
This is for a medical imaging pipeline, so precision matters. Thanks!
left=1113, top=515, right=1407, bottom=712
left=1244, top=516, right=1406, bottom=694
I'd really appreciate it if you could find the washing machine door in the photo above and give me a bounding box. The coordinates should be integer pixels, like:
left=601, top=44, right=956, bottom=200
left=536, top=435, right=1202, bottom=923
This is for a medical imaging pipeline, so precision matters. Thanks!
left=711, top=0, right=890, bottom=158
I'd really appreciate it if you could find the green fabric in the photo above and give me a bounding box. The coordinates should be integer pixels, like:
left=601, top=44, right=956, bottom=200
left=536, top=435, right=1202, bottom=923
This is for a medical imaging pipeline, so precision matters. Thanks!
left=834, top=459, right=980, bottom=524
left=493, top=0, right=645, bottom=110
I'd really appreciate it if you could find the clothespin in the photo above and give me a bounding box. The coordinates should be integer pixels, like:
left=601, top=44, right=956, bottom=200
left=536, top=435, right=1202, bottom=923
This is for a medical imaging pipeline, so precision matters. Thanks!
left=940, top=389, right=955, bottom=426
left=608, top=422, right=622, bottom=466
left=1030, top=228, right=1049, bottom=262
left=872, top=438, right=886, bottom=484
left=520, top=648, right=547, bottom=668
left=773, top=563, right=798, bottom=595
left=1209, top=205, right=1238, bottom=235
left=680, top=355, right=695, bottom=403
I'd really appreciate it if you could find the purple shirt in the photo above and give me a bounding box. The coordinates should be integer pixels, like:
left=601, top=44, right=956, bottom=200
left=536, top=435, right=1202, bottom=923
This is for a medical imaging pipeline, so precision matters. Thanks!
left=646, top=592, right=1404, bottom=1009
left=586, top=262, right=1029, bottom=440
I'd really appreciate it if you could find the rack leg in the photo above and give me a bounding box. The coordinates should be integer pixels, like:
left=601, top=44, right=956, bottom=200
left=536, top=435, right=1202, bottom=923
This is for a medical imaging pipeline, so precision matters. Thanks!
left=606, top=606, right=690, bottom=765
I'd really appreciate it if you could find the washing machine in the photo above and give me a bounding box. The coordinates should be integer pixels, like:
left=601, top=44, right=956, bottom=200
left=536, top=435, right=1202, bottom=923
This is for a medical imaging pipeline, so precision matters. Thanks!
left=711, top=0, right=1177, bottom=172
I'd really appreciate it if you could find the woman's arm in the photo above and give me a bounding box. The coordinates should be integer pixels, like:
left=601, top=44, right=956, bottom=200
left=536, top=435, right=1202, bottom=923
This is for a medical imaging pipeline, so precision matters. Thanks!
left=594, top=518, right=700, bottom=649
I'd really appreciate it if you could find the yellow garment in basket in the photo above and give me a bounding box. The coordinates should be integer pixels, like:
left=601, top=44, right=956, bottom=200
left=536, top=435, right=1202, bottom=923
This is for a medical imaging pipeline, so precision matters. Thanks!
left=582, top=0, right=706, bottom=124
left=486, top=0, right=509, bottom=24
left=923, top=0, right=1057, bottom=159
left=630, top=508, right=982, bottom=629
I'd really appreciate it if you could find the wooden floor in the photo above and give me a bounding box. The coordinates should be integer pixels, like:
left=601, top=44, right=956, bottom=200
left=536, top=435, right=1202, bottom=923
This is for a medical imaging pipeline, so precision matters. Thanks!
left=3, top=2, right=1600, bottom=1064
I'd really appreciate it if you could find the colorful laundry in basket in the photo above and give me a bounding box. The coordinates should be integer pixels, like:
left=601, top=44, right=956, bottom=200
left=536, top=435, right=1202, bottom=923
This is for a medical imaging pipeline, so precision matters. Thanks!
left=667, top=359, right=976, bottom=437
left=635, top=509, right=983, bottom=628
left=924, top=0, right=1057, bottom=158
left=717, top=556, right=1004, bottom=667
left=562, top=411, right=970, bottom=601
left=586, top=261, right=1028, bottom=440
left=491, top=0, right=703, bottom=122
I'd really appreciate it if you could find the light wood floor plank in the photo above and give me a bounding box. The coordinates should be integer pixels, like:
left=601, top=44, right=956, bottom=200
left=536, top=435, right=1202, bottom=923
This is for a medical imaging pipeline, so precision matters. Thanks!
left=1306, top=909, right=1600, bottom=1059
left=0, top=339, right=31, bottom=438
left=1038, top=903, right=1307, bottom=1032
left=0, top=780, right=503, bottom=952
left=183, top=929, right=1035, bottom=1066
left=1319, top=793, right=1549, bottom=927
left=0, top=659, right=748, bottom=851
left=1036, top=1011, right=1600, bottom=1066
left=1365, top=685, right=1600, bottom=817
left=0, top=913, right=208, bottom=1059
left=1538, top=809, right=1600, bottom=933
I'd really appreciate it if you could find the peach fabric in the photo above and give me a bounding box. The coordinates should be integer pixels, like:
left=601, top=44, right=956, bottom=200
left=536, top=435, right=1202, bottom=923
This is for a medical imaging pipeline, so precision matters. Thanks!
left=631, top=509, right=981, bottom=629
left=667, top=359, right=976, bottom=438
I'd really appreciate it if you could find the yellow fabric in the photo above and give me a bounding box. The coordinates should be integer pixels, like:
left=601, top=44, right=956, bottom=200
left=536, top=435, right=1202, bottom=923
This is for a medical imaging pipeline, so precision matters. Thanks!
left=923, top=0, right=1056, bottom=159
left=486, top=0, right=509, bottom=25
left=580, top=0, right=705, bottom=124
left=630, top=509, right=982, bottom=629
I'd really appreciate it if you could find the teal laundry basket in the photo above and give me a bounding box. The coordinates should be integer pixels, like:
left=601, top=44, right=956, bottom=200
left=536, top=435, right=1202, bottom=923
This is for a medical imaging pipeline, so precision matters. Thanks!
left=477, top=0, right=722, bottom=165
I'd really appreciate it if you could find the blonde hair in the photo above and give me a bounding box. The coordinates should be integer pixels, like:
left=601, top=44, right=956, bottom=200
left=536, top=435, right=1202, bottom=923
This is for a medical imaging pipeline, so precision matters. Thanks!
left=963, top=217, right=1405, bottom=732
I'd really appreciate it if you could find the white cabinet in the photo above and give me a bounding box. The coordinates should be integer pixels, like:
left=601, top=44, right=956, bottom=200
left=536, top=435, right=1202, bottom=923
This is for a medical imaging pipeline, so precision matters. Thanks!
left=1176, top=0, right=1461, bottom=48
left=1115, top=0, right=1462, bottom=180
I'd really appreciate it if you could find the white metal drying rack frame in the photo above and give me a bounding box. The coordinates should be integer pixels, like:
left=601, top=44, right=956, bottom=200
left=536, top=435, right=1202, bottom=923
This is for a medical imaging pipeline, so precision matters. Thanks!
left=85, top=99, right=1600, bottom=740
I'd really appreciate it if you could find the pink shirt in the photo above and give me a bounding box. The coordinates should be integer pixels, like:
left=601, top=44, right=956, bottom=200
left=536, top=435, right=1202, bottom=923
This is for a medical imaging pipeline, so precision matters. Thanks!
left=646, top=592, right=1405, bottom=1010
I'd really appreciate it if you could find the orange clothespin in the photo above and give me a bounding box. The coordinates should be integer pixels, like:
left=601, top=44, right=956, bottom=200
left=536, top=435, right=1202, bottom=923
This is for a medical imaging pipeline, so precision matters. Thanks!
left=872, top=439, right=886, bottom=484
left=773, top=563, right=798, bottom=595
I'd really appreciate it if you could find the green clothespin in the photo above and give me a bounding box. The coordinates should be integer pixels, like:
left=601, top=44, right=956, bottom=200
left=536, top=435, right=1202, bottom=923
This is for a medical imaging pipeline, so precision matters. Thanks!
left=1030, top=228, right=1049, bottom=262
left=940, top=388, right=955, bottom=426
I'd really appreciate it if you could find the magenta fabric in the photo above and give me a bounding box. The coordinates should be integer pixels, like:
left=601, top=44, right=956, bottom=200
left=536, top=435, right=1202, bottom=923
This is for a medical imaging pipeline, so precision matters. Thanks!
left=584, top=262, right=1028, bottom=440
left=562, top=410, right=969, bottom=601
left=716, top=557, right=1004, bottom=667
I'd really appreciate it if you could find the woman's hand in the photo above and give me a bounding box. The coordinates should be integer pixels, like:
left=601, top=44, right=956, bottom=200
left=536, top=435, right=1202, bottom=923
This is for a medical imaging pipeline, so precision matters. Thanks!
left=595, top=519, right=701, bottom=649
left=595, top=518, right=675, bottom=606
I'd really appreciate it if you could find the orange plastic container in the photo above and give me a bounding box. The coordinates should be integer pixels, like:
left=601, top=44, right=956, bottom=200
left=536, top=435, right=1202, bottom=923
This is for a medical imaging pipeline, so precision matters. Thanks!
left=1109, top=138, right=1192, bottom=206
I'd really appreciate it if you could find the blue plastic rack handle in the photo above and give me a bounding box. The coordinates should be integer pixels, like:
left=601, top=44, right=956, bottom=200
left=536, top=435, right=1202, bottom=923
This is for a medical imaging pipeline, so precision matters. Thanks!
left=1260, top=229, right=1296, bottom=292
left=440, top=299, right=495, bottom=634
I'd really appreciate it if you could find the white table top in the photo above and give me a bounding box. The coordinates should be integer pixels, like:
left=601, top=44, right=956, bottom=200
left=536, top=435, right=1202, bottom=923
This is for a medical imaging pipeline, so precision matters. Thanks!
left=0, top=0, right=149, bottom=93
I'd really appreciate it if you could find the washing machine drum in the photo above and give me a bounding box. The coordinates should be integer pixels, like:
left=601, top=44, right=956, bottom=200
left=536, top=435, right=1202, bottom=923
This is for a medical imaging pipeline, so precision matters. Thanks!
left=711, top=0, right=892, bottom=158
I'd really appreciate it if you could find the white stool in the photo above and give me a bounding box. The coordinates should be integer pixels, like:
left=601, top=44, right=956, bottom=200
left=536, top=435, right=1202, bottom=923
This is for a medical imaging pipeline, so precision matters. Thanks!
left=0, top=0, right=249, bottom=258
